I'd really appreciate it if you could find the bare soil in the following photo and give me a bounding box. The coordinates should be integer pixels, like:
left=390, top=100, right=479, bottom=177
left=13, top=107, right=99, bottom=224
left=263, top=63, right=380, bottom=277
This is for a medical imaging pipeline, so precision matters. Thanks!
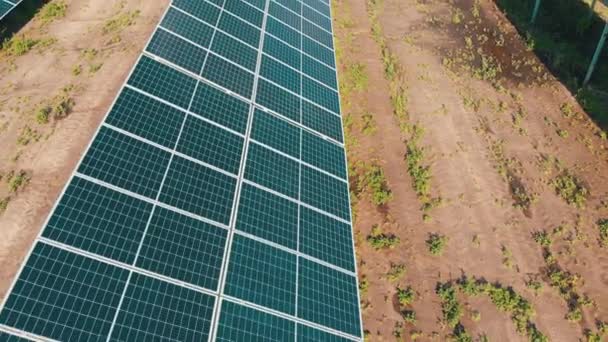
left=334, top=0, right=608, bottom=340
left=0, top=0, right=168, bottom=301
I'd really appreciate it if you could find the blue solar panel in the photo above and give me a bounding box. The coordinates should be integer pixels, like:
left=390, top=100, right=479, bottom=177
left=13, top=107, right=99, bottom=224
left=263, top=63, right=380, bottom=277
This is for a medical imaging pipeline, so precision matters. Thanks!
left=0, top=1, right=362, bottom=340
left=0, top=0, right=22, bottom=21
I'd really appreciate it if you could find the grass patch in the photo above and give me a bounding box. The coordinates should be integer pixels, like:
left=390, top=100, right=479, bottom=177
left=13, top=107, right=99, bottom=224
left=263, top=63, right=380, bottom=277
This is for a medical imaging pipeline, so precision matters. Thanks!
left=397, top=287, right=415, bottom=306
left=352, top=161, right=393, bottom=207
left=2, top=36, right=39, bottom=56
left=360, top=112, right=377, bottom=135
left=457, top=277, right=547, bottom=341
left=426, top=233, right=448, bottom=256
left=436, top=282, right=464, bottom=329
left=103, top=10, right=140, bottom=35
left=552, top=172, right=588, bottom=208
left=0, top=197, right=9, bottom=214
left=598, top=219, right=608, bottom=247
left=367, top=224, right=400, bottom=250
left=16, top=126, right=41, bottom=146
left=385, top=263, right=406, bottom=283
left=7, top=170, right=30, bottom=193
left=38, top=1, right=67, bottom=24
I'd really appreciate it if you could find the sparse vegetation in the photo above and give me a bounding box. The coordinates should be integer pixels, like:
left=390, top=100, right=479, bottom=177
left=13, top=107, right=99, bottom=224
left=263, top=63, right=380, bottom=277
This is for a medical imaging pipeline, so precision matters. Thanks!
left=426, top=233, right=448, bottom=256
left=367, top=225, right=400, bottom=250
left=552, top=173, right=588, bottom=208
left=385, top=263, right=406, bottom=283
left=7, top=170, right=30, bottom=193
left=352, top=162, right=393, bottom=207
left=2, top=36, right=39, bottom=56
left=16, top=126, right=41, bottom=146
left=397, top=287, right=415, bottom=306
left=436, top=282, right=463, bottom=328
left=598, top=219, right=608, bottom=248
left=360, top=112, right=377, bottom=135
left=456, top=277, right=547, bottom=341
left=38, top=1, right=68, bottom=24
left=0, top=197, right=9, bottom=214
left=532, top=231, right=552, bottom=247
left=103, top=10, right=140, bottom=35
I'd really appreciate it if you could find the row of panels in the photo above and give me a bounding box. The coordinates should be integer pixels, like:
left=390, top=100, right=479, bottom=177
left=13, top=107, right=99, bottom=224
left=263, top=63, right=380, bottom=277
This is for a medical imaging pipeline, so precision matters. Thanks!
left=0, top=0, right=21, bottom=21
left=0, top=242, right=360, bottom=341
left=44, top=173, right=355, bottom=274
left=158, top=0, right=340, bottom=105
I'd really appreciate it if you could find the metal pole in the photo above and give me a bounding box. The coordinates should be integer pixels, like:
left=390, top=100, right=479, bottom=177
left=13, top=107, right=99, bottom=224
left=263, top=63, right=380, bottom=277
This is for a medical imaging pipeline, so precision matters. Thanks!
left=589, top=0, right=598, bottom=19
left=531, top=0, right=541, bottom=24
left=584, top=21, right=608, bottom=86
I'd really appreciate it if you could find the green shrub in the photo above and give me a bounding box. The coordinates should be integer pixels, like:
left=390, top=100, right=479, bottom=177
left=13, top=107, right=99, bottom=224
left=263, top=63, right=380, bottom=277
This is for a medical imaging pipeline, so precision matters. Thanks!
left=426, top=233, right=448, bottom=256
left=35, top=106, right=52, bottom=124
left=436, top=283, right=462, bottom=328
left=565, top=307, right=582, bottom=322
left=532, top=231, right=552, bottom=247
left=7, top=170, right=30, bottom=193
left=397, top=287, right=415, bottom=306
left=386, top=263, right=406, bottom=282
left=358, top=164, right=392, bottom=206
left=552, top=173, right=588, bottom=208
left=0, top=197, right=9, bottom=214
left=2, top=36, right=39, bottom=56
left=39, top=1, right=67, bottom=24
left=401, top=310, right=416, bottom=323
left=367, top=225, right=400, bottom=250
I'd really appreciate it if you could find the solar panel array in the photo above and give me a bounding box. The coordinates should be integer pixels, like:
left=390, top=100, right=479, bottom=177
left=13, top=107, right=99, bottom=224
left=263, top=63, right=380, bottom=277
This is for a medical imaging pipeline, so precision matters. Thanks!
left=0, top=0, right=363, bottom=340
left=0, top=0, right=21, bottom=21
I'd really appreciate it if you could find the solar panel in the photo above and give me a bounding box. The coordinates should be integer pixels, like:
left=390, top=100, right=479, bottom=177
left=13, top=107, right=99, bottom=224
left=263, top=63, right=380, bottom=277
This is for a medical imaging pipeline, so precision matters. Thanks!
left=0, top=0, right=21, bottom=21
left=0, top=0, right=363, bottom=340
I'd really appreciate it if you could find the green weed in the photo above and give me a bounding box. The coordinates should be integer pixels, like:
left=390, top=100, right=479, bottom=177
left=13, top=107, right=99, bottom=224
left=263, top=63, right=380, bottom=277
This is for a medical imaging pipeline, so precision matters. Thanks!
left=598, top=219, right=608, bottom=247
left=426, top=233, right=448, bottom=256
left=367, top=225, right=400, bottom=250
left=385, top=263, right=406, bottom=283
left=38, top=1, right=67, bottom=24
left=397, top=287, right=415, bottom=306
left=552, top=173, right=588, bottom=208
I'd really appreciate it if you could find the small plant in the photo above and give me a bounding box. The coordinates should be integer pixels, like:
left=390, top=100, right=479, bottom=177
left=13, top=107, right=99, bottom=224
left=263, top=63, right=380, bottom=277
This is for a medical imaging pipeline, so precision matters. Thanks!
left=0, top=197, right=9, bottom=214
left=2, top=36, right=39, bottom=56
left=7, top=170, right=30, bottom=193
left=397, top=287, right=415, bottom=306
left=360, top=112, right=377, bottom=135
left=471, top=310, right=481, bottom=322
left=426, top=233, right=448, bottom=256
left=359, top=277, right=369, bottom=296
left=386, top=263, right=406, bottom=283
left=557, top=129, right=569, bottom=138
left=525, top=279, right=543, bottom=295
left=38, top=1, right=67, bottom=24
left=361, top=164, right=393, bottom=206
left=72, top=64, right=82, bottom=76
left=347, top=62, right=368, bottom=91
left=598, top=219, right=608, bottom=248
left=35, top=106, right=52, bottom=124
left=401, top=310, right=416, bottom=323
left=367, top=225, right=400, bottom=250
left=103, top=10, right=140, bottom=35
left=436, top=283, right=462, bottom=328
left=565, top=307, right=582, bottom=322
left=410, top=331, right=423, bottom=340
left=532, top=231, right=552, bottom=247
left=552, top=173, right=588, bottom=208
left=16, top=126, right=41, bottom=146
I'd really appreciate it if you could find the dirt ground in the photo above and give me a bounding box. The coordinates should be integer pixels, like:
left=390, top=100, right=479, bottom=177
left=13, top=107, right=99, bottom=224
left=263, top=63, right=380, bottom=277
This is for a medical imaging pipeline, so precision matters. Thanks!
left=334, top=0, right=608, bottom=341
left=0, top=0, right=168, bottom=300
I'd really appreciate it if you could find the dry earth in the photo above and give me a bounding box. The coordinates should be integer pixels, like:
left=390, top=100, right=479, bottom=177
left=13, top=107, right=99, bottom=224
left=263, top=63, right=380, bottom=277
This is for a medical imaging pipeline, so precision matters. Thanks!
left=334, top=0, right=608, bottom=341
left=0, top=0, right=169, bottom=300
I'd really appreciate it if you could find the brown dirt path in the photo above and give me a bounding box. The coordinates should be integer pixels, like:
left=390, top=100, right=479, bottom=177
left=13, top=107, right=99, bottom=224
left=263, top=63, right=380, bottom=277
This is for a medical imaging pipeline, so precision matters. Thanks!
left=0, top=0, right=169, bottom=301
left=335, top=0, right=608, bottom=340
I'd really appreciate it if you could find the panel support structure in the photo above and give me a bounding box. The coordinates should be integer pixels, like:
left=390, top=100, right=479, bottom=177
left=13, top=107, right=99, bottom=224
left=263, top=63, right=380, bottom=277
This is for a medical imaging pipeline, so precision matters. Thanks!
left=531, top=0, right=541, bottom=24
left=584, top=21, right=608, bottom=86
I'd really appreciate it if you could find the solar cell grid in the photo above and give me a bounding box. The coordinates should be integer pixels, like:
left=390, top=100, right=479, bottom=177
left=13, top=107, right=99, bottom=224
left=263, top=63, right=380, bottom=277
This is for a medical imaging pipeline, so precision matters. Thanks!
left=0, top=0, right=363, bottom=340
left=0, top=0, right=21, bottom=21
